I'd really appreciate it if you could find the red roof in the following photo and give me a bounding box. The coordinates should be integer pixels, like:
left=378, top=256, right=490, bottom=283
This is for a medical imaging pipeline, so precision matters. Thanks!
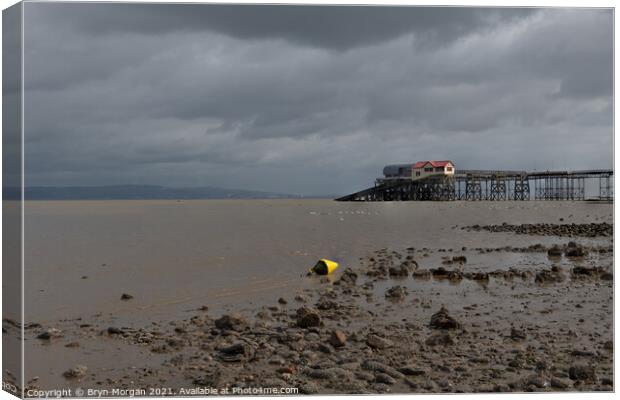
left=414, top=160, right=454, bottom=168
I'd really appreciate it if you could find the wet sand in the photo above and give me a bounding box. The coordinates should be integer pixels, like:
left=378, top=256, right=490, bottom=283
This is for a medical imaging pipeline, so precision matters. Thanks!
left=3, top=200, right=613, bottom=395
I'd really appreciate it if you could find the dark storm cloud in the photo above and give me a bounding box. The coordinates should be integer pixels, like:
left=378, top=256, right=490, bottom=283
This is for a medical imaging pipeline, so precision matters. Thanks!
left=26, top=4, right=534, bottom=50
left=22, top=4, right=613, bottom=195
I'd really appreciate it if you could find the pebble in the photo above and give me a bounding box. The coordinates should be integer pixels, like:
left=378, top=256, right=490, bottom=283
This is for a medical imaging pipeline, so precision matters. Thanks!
left=107, top=327, right=123, bottom=335
left=302, top=367, right=335, bottom=380
left=524, top=374, right=549, bottom=388
left=404, top=378, right=419, bottom=389
left=425, top=332, right=454, bottom=346
left=298, top=382, right=319, bottom=394
left=510, top=327, right=526, bottom=340
left=37, top=328, right=62, bottom=340
left=218, top=342, right=255, bottom=362
left=296, top=307, right=321, bottom=328
left=550, top=377, right=571, bottom=389
left=361, top=360, right=404, bottom=379
left=215, top=314, right=247, bottom=332
left=569, top=364, right=597, bottom=382
left=366, top=334, right=393, bottom=349
left=374, top=372, right=396, bottom=385
left=294, top=294, right=309, bottom=303
left=384, top=285, right=407, bottom=301
left=63, top=365, right=88, bottom=379
left=355, top=371, right=374, bottom=382
left=398, top=366, right=426, bottom=376
left=430, top=307, right=460, bottom=330
left=547, top=245, right=562, bottom=256
left=329, top=330, right=347, bottom=347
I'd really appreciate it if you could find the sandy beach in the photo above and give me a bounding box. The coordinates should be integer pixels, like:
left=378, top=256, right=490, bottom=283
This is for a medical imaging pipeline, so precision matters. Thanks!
left=3, top=199, right=613, bottom=395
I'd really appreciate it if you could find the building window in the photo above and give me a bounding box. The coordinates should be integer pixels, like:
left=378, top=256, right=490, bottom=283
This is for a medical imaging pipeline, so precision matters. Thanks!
left=415, top=171, right=420, bottom=176
left=424, top=167, right=433, bottom=172
left=446, top=167, right=453, bottom=172
left=435, top=167, right=443, bottom=172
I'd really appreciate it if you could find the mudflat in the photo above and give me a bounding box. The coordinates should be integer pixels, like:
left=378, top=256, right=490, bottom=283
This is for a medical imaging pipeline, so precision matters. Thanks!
left=4, top=200, right=613, bottom=394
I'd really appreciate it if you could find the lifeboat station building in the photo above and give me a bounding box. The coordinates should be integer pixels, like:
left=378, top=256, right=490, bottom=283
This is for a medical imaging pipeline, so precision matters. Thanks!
left=382, top=160, right=455, bottom=181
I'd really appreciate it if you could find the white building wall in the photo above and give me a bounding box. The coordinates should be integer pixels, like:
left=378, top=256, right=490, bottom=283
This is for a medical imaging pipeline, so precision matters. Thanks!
left=412, top=163, right=455, bottom=180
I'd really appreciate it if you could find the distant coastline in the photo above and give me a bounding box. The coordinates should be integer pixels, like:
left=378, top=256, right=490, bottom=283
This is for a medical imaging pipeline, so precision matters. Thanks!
left=3, top=185, right=328, bottom=200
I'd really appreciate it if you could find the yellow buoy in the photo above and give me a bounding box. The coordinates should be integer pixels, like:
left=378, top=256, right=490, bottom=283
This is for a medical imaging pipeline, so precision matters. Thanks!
left=310, top=259, right=339, bottom=275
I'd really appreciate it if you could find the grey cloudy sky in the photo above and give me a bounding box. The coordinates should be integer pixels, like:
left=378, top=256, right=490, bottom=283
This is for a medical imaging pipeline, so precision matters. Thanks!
left=23, top=4, right=612, bottom=196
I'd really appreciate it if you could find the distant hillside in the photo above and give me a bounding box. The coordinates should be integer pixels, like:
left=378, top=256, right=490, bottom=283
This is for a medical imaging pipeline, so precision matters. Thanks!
left=4, top=185, right=301, bottom=200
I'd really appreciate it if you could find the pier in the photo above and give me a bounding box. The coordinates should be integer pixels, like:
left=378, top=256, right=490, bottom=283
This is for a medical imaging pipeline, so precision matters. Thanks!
left=336, top=169, right=614, bottom=202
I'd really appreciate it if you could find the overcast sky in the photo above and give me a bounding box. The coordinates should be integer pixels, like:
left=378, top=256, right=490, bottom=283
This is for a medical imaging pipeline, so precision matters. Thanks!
left=23, top=4, right=612, bottom=196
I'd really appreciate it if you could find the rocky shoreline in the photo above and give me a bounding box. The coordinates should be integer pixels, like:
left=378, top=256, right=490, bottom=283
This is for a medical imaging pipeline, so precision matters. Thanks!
left=6, top=223, right=614, bottom=396
left=460, top=222, right=612, bottom=237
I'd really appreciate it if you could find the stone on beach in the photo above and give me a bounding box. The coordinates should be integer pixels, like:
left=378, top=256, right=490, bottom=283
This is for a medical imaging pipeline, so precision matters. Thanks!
left=568, top=364, right=597, bottom=382
left=425, top=332, right=454, bottom=346
left=384, top=285, right=407, bottom=301
left=388, top=265, right=409, bottom=277
left=398, top=366, right=426, bottom=376
left=547, top=245, right=563, bottom=257
left=452, top=255, right=467, bottom=264
left=510, top=327, right=527, bottom=340
left=329, top=330, right=347, bottom=347
left=336, top=268, right=358, bottom=285
left=218, top=342, right=255, bottom=362
left=535, top=268, right=564, bottom=284
left=430, top=307, right=460, bottom=330
left=366, top=334, right=393, bottom=349
left=296, top=307, right=321, bottom=328
left=37, top=328, right=62, bottom=340
left=565, top=242, right=587, bottom=257
left=412, top=269, right=431, bottom=278
left=374, top=372, right=396, bottom=385
left=63, top=365, right=88, bottom=379
left=107, top=326, right=123, bottom=335
left=572, top=266, right=603, bottom=277
left=550, top=377, right=571, bottom=389
left=430, top=267, right=462, bottom=281
left=215, top=313, right=248, bottom=332
left=294, top=294, right=309, bottom=303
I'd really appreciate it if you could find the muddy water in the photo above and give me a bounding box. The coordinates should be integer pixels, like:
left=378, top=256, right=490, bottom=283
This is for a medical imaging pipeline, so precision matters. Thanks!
left=23, top=200, right=612, bottom=323
left=12, top=200, right=613, bottom=393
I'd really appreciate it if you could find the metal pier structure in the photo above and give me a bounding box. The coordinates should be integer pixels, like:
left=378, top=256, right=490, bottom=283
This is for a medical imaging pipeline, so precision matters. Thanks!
left=336, top=169, right=613, bottom=202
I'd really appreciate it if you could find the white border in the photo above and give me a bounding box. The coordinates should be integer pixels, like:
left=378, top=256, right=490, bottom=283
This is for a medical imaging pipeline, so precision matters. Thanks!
left=0, top=1, right=616, bottom=400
